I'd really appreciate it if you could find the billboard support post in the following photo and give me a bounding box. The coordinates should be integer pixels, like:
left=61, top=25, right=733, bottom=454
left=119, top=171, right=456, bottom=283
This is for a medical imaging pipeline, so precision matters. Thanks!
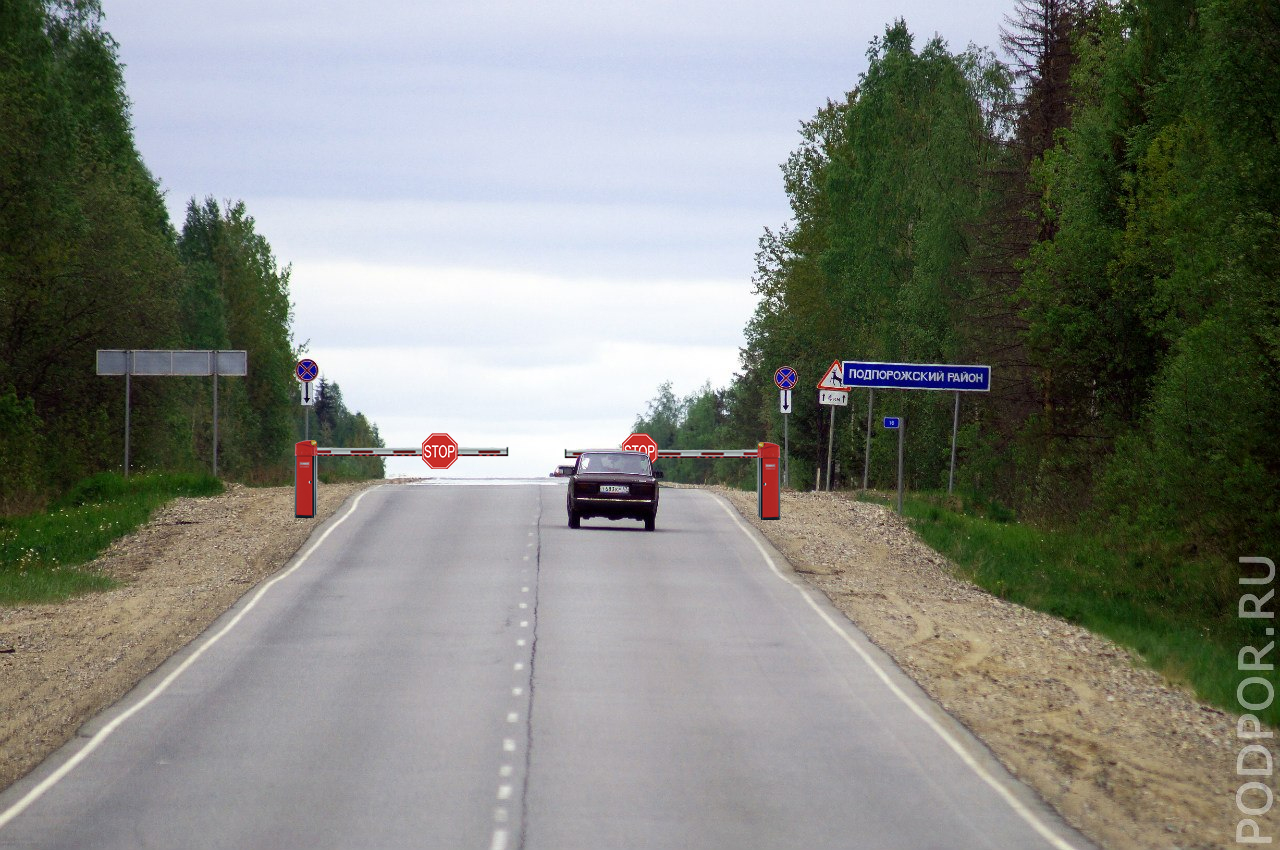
left=948, top=392, right=960, bottom=495
left=213, top=363, right=219, bottom=477
left=124, top=354, right=131, bottom=478
left=862, top=388, right=874, bottom=490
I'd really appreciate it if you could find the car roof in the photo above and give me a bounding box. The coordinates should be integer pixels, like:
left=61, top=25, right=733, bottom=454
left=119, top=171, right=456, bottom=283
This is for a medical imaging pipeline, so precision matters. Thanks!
left=579, top=449, right=646, bottom=454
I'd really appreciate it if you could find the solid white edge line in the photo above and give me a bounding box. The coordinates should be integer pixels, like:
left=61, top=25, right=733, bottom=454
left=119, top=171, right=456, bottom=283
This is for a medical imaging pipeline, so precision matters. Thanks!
left=0, top=486, right=378, bottom=832
left=712, top=495, right=1084, bottom=850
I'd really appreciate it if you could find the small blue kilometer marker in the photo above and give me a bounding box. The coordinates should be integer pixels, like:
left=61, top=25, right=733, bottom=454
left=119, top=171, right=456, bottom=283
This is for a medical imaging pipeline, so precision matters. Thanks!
left=883, top=416, right=900, bottom=429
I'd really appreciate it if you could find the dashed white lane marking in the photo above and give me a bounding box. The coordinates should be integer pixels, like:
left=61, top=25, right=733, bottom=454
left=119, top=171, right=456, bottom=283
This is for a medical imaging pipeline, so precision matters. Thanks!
left=492, top=524, right=537, bottom=850
left=0, top=486, right=379, bottom=832
left=712, top=495, right=1083, bottom=850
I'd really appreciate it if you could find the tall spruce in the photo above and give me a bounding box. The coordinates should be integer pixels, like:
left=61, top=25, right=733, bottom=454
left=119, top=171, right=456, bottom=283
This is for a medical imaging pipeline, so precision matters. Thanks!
left=961, top=0, right=1092, bottom=506
left=0, top=0, right=184, bottom=496
left=177, top=199, right=297, bottom=482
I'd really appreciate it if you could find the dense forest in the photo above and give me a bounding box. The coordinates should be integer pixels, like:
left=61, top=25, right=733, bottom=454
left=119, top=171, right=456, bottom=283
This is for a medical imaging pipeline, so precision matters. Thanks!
left=0, top=0, right=383, bottom=513
left=636, top=0, right=1278, bottom=567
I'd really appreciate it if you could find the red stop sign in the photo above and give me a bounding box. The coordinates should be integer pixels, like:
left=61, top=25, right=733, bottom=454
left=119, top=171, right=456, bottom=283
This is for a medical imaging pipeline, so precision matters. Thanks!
left=621, top=432, right=658, bottom=462
left=421, top=433, right=459, bottom=469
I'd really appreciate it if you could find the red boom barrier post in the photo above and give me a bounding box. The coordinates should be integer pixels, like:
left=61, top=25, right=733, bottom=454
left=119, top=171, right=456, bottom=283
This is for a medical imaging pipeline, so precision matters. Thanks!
left=295, top=440, right=318, bottom=518
left=757, top=441, right=780, bottom=520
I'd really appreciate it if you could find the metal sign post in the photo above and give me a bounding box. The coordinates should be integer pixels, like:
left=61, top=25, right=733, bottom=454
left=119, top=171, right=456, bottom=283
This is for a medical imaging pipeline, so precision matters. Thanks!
left=779, top=390, right=792, bottom=488
left=124, top=354, right=131, bottom=478
left=897, top=416, right=905, bottom=514
left=774, top=367, right=798, bottom=488
left=948, top=392, right=960, bottom=494
left=212, top=359, right=219, bottom=476
left=883, top=416, right=904, bottom=513
left=862, top=388, right=874, bottom=491
left=825, top=406, right=835, bottom=491
left=300, top=382, right=316, bottom=440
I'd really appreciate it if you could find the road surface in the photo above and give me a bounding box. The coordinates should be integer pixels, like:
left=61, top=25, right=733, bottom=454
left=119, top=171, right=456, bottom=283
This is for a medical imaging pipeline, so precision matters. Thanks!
left=0, top=482, right=1093, bottom=849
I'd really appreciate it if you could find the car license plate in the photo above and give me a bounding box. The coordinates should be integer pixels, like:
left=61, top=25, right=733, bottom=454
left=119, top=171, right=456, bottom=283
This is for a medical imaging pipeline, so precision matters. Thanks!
left=599, top=485, right=629, bottom=494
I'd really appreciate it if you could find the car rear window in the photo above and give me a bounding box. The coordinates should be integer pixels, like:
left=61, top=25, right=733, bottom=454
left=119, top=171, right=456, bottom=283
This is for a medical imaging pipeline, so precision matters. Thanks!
left=578, top=453, right=651, bottom=475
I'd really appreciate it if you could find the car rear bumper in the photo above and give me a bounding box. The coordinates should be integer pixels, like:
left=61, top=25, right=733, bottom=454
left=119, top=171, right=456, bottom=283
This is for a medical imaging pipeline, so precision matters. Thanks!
left=572, top=496, right=656, bottom=519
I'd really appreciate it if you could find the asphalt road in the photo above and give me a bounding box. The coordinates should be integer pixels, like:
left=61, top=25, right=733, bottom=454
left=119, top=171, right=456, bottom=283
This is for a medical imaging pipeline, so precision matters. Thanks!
left=0, top=483, right=1093, bottom=850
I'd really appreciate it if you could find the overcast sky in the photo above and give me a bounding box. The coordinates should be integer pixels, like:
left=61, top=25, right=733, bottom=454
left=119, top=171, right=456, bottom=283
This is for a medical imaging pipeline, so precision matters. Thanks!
left=105, top=0, right=1014, bottom=477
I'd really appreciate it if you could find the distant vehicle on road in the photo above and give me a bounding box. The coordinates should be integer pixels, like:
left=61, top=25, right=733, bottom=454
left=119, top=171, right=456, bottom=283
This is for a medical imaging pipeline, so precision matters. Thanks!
left=566, top=450, right=661, bottom=531
left=550, top=464, right=576, bottom=478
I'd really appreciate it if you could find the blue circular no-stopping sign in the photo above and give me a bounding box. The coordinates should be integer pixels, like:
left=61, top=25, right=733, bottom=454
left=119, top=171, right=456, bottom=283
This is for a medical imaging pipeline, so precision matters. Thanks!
left=774, top=366, right=798, bottom=390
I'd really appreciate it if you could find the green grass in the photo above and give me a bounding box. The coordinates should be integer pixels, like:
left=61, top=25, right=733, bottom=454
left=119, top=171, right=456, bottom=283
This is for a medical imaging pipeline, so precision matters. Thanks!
left=0, top=472, right=223, bottom=605
left=861, top=489, right=1270, bottom=725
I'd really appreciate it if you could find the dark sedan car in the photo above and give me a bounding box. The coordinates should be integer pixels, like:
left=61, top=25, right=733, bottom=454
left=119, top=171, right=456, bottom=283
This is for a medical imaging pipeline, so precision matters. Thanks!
left=566, top=450, right=661, bottom=531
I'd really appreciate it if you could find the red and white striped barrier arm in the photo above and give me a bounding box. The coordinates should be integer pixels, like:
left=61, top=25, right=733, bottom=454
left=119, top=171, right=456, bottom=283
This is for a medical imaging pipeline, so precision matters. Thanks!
left=317, top=447, right=508, bottom=457
left=563, top=449, right=759, bottom=459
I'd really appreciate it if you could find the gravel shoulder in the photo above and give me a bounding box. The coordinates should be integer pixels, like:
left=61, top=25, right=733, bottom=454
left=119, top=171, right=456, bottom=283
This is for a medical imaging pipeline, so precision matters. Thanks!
left=715, top=485, right=1262, bottom=850
left=0, top=480, right=1263, bottom=849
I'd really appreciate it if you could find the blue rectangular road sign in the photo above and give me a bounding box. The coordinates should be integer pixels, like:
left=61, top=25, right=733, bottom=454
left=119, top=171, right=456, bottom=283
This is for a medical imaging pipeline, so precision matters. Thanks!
left=843, top=361, right=990, bottom=392
left=883, top=417, right=900, bottom=429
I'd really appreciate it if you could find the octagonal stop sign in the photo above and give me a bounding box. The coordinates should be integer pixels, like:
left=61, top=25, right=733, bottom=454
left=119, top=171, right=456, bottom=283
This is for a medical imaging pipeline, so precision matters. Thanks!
left=421, top=432, right=459, bottom=470
left=621, top=432, right=658, bottom=463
